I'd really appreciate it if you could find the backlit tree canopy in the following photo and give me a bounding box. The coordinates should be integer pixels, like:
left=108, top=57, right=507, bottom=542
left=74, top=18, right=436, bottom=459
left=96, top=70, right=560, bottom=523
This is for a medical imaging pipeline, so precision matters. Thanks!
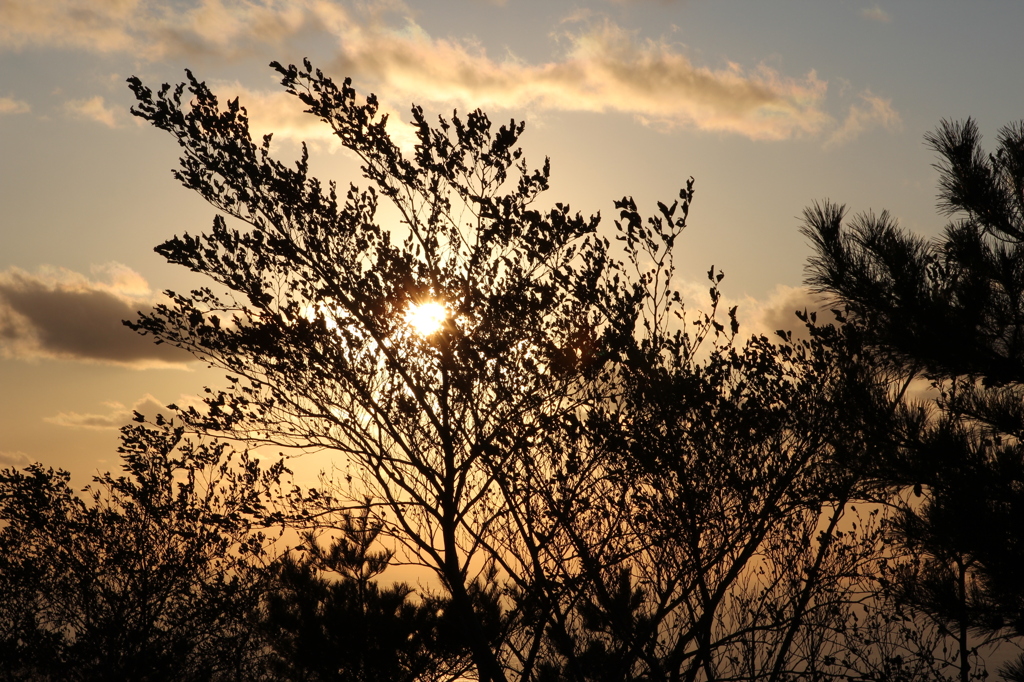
left=0, top=63, right=1004, bottom=680
left=803, top=118, right=1024, bottom=682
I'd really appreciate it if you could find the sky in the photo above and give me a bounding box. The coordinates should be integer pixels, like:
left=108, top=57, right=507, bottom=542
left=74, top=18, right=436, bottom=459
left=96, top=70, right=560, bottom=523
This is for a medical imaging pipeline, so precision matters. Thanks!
left=1, top=0, right=1022, bottom=482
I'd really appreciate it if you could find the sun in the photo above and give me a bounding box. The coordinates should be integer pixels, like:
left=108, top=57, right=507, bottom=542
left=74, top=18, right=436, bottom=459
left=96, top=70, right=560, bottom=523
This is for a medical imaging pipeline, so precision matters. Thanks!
left=405, top=301, right=447, bottom=336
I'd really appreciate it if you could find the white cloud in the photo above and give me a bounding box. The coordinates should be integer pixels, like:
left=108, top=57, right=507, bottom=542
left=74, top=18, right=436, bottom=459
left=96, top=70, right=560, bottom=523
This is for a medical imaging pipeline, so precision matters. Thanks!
left=673, top=281, right=832, bottom=343
left=0, top=95, right=30, bottom=114
left=861, top=4, right=892, bottom=24
left=0, top=0, right=899, bottom=144
left=0, top=264, right=192, bottom=368
left=741, top=285, right=834, bottom=341
left=63, top=95, right=119, bottom=127
left=826, top=91, right=902, bottom=148
left=46, top=394, right=174, bottom=430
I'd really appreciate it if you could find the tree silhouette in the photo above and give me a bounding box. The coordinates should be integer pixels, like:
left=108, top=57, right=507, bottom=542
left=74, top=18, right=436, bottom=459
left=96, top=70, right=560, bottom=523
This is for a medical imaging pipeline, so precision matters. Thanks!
left=260, top=507, right=474, bottom=681
left=128, top=61, right=628, bottom=680
left=803, top=118, right=1024, bottom=682
left=531, top=303, right=953, bottom=681
left=0, top=418, right=283, bottom=680
left=119, top=62, right=992, bottom=680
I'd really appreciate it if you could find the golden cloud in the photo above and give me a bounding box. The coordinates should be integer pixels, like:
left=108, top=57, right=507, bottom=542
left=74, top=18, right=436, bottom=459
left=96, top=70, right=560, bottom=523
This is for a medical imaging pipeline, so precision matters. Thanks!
left=0, top=95, right=31, bottom=114
left=334, top=18, right=833, bottom=140
left=0, top=0, right=310, bottom=60
left=0, top=0, right=142, bottom=53
left=826, top=91, right=902, bottom=148
left=0, top=0, right=898, bottom=144
left=63, top=95, right=120, bottom=127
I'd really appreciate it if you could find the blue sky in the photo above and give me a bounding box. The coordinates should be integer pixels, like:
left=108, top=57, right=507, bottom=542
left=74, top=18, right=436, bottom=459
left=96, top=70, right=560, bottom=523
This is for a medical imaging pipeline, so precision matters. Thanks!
left=1, top=0, right=1022, bottom=479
